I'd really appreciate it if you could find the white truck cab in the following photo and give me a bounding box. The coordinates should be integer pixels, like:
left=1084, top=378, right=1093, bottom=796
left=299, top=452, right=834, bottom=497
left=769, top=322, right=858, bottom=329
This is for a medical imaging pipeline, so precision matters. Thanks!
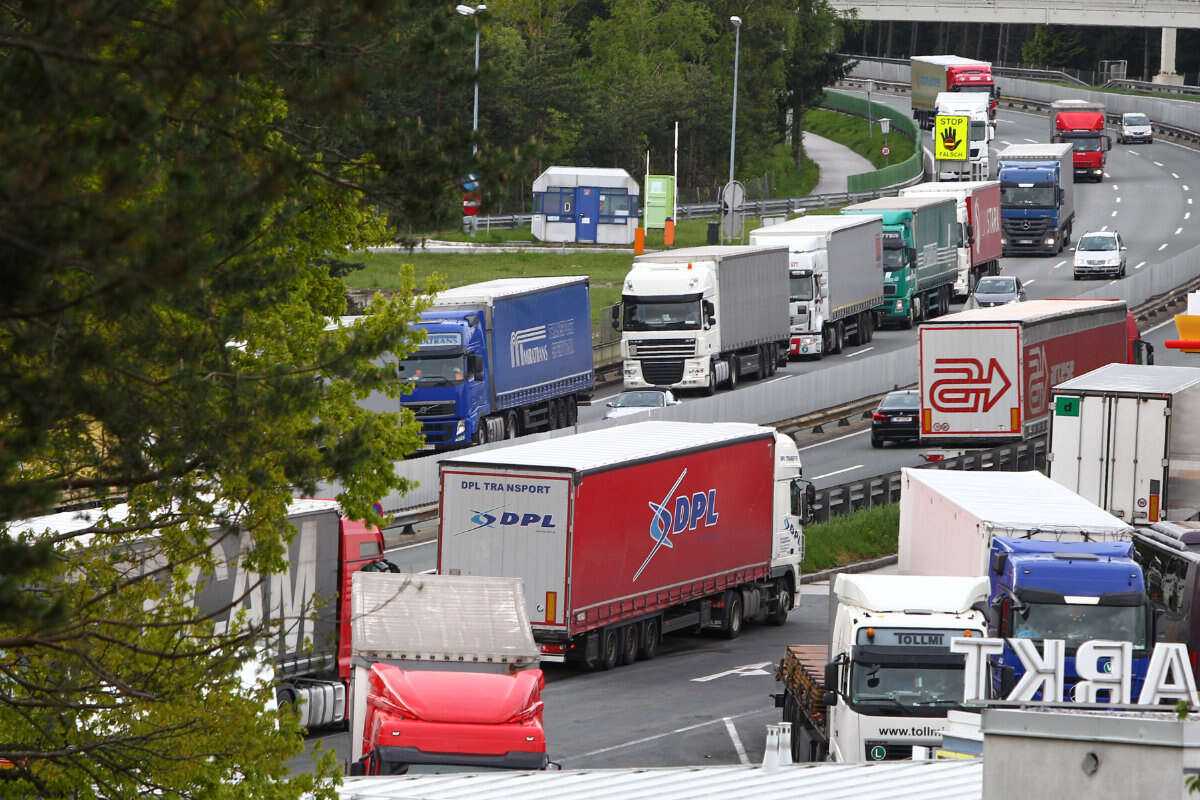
left=935, top=92, right=994, bottom=181
left=825, top=574, right=988, bottom=762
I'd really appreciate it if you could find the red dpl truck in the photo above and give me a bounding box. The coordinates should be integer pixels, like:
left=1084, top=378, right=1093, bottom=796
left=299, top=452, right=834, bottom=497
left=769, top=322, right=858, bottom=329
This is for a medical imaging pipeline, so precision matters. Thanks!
left=1049, top=99, right=1112, bottom=183
left=918, top=299, right=1151, bottom=445
left=437, top=421, right=814, bottom=670
left=899, top=180, right=1002, bottom=299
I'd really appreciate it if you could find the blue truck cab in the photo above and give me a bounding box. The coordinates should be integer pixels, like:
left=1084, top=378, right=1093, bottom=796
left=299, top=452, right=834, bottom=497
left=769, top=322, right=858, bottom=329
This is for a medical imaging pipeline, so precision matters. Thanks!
left=402, top=277, right=594, bottom=452
left=997, top=143, right=1074, bottom=257
left=988, top=537, right=1151, bottom=700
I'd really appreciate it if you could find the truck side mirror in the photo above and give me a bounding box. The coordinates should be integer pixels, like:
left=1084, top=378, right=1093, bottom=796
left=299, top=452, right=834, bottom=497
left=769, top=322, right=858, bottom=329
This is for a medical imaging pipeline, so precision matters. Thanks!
left=469, top=353, right=484, bottom=379
left=965, top=223, right=975, bottom=245
left=991, top=551, right=1007, bottom=576
left=610, top=304, right=621, bottom=330
left=822, top=691, right=838, bottom=706
left=908, top=247, right=917, bottom=267
left=823, top=661, right=839, bottom=699
left=1057, top=188, right=1064, bottom=204
left=703, top=299, right=716, bottom=326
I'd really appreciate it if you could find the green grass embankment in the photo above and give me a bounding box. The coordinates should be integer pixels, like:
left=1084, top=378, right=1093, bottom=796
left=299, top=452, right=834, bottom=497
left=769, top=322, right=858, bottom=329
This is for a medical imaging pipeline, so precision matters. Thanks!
left=800, top=504, right=899, bottom=574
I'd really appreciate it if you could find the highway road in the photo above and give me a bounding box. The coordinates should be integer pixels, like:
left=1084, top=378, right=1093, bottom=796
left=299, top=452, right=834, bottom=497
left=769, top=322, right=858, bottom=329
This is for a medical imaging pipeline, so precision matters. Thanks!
left=294, top=93, right=1200, bottom=778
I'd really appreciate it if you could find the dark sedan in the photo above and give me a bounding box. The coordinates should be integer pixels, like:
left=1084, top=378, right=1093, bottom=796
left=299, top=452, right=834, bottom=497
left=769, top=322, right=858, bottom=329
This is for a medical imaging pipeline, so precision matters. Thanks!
left=871, top=389, right=920, bottom=448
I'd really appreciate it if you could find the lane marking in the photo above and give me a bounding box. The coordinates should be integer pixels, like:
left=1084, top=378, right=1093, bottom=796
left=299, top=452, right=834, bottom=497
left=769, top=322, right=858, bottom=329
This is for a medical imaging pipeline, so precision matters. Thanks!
left=1115, top=197, right=1121, bottom=204
left=1112, top=184, right=1120, bottom=191
left=797, top=429, right=869, bottom=452
left=1177, top=227, right=1183, bottom=235
left=1053, top=260, right=1066, bottom=269
left=1100, top=225, right=1109, bottom=231
left=1025, top=279, right=1037, bottom=286
left=1126, top=150, right=1139, bottom=155
left=1159, top=243, right=1169, bottom=251
left=1190, top=198, right=1194, bottom=205
left=725, top=718, right=751, bottom=767
left=692, top=662, right=773, bottom=683
left=387, top=539, right=436, bottom=553
left=1185, top=185, right=1191, bottom=192
left=845, top=347, right=875, bottom=358
left=813, top=464, right=863, bottom=481
left=561, top=708, right=771, bottom=761
left=1103, top=172, right=1111, bottom=179
left=1023, top=138, right=1038, bottom=143
left=1154, top=161, right=1165, bottom=167
left=1111, top=211, right=1118, bottom=217
left=1173, top=172, right=1181, bottom=179
left=763, top=375, right=792, bottom=386
left=1000, top=140, right=1013, bottom=146
left=1146, top=315, right=1183, bottom=334
left=1109, top=280, right=1118, bottom=286
left=1135, top=261, right=1146, bottom=270
left=1187, top=212, right=1192, bottom=220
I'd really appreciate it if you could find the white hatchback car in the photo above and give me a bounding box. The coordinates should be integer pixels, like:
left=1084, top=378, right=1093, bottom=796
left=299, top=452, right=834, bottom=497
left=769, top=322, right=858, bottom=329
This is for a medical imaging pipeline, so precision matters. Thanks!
left=1073, top=231, right=1127, bottom=279
left=603, top=388, right=679, bottom=420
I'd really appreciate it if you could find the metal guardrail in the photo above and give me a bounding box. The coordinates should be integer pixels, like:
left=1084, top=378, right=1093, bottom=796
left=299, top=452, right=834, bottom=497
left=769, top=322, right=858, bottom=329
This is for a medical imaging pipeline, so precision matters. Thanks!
left=809, top=438, right=1048, bottom=523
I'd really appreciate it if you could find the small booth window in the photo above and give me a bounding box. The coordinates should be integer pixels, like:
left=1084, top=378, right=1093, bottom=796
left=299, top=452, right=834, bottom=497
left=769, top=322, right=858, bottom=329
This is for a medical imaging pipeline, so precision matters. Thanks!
left=534, top=189, right=573, bottom=217
left=599, top=192, right=637, bottom=223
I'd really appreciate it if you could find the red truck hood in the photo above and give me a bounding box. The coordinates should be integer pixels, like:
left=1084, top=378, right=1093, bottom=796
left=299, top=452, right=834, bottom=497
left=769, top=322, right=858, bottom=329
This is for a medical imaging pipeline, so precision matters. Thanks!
left=368, top=664, right=545, bottom=724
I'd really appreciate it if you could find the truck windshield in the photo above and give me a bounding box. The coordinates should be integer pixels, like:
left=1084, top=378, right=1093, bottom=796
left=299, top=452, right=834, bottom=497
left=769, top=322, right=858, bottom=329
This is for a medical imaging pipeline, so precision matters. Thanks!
left=850, top=663, right=965, bottom=710
left=882, top=247, right=907, bottom=272
left=1067, top=138, right=1103, bottom=152
left=1124, top=114, right=1149, bottom=126
left=969, top=121, right=987, bottom=142
left=789, top=274, right=814, bottom=302
left=622, top=297, right=702, bottom=331
left=1000, top=185, right=1056, bottom=208
left=397, top=355, right=467, bottom=385
left=1011, top=603, right=1147, bottom=651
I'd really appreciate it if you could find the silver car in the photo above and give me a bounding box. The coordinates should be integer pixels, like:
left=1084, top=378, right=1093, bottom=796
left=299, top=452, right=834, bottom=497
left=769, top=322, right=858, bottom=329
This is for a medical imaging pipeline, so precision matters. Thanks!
left=603, top=388, right=679, bottom=420
left=965, top=275, right=1026, bottom=309
left=1073, top=231, right=1127, bottom=279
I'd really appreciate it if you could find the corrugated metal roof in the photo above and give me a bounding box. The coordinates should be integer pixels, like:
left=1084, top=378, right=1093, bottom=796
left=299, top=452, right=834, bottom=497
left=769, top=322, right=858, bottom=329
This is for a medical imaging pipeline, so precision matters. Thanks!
left=334, top=761, right=982, bottom=800
left=922, top=298, right=1124, bottom=325
left=902, top=469, right=1133, bottom=536
left=440, top=421, right=772, bottom=474
left=1054, top=363, right=1200, bottom=395
left=431, top=276, right=588, bottom=305
left=351, top=573, right=539, bottom=666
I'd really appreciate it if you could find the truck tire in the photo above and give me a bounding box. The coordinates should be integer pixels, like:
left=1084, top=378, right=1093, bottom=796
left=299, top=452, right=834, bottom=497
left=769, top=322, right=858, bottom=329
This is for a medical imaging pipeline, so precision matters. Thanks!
left=832, top=321, right=844, bottom=354
left=722, top=591, right=743, bottom=639
left=639, top=618, right=660, bottom=660
left=565, top=396, right=578, bottom=426
left=702, top=365, right=716, bottom=397
left=475, top=419, right=489, bottom=445
left=726, top=359, right=738, bottom=390
left=619, top=623, right=639, bottom=666
left=767, top=578, right=792, bottom=626
left=865, top=312, right=875, bottom=342
left=599, top=628, right=619, bottom=670
left=505, top=411, right=519, bottom=439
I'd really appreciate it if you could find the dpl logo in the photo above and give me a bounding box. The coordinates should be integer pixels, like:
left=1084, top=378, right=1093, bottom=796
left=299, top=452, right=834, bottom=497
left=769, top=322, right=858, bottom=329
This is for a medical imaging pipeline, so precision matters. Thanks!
left=633, top=468, right=719, bottom=582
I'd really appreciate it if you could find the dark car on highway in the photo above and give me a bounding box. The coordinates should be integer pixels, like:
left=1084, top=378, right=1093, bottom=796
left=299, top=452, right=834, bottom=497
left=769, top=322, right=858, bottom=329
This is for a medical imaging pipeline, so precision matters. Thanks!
left=871, top=389, right=920, bottom=448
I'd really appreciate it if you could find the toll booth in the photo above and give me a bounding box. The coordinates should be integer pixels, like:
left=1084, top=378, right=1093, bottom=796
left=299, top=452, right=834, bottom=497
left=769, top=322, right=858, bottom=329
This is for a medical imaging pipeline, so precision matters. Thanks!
left=532, top=167, right=639, bottom=244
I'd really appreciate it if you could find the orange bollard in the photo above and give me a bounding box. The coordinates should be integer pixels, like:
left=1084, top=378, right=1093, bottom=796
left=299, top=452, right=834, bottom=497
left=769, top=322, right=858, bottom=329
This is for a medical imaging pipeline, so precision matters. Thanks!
left=634, top=227, right=645, bottom=254
left=664, top=219, right=675, bottom=247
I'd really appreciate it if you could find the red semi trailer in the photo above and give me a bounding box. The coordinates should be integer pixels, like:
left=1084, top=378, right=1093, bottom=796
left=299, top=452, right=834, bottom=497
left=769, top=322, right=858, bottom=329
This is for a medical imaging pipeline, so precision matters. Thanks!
left=437, top=421, right=814, bottom=670
left=917, top=299, right=1149, bottom=445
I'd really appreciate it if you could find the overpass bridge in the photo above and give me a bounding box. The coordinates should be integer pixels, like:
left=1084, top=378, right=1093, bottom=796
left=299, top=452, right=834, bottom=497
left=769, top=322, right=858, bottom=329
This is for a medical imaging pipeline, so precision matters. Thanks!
left=825, top=0, right=1199, bottom=83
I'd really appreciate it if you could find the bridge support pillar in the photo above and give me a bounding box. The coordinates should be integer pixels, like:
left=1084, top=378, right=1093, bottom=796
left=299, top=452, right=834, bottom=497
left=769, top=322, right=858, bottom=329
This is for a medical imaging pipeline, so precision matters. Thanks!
left=1154, top=27, right=1185, bottom=85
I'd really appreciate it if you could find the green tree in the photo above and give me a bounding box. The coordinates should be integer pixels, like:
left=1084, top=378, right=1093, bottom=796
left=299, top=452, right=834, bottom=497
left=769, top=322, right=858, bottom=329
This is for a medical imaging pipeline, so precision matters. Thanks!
left=1021, top=25, right=1087, bottom=70
left=0, top=0, right=475, bottom=795
left=786, top=0, right=856, bottom=169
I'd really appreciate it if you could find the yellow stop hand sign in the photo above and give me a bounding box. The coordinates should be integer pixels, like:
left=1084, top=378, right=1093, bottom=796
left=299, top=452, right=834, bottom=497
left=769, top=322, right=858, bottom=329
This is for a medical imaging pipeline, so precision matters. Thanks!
left=935, top=115, right=969, bottom=161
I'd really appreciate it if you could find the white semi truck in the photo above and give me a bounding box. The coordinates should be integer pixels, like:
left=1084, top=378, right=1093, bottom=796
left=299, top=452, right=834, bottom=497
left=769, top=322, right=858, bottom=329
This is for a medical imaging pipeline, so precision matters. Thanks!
left=618, top=246, right=791, bottom=394
left=748, top=215, right=884, bottom=358
left=934, top=92, right=994, bottom=181
left=775, top=573, right=988, bottom=762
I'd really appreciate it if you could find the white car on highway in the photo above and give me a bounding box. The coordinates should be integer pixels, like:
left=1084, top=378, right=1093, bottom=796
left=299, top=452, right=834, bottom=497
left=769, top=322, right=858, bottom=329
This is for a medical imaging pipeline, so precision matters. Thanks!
left=602, top=388, right=679, bottom=420
left=1073, top=230, right=1127, bottom=279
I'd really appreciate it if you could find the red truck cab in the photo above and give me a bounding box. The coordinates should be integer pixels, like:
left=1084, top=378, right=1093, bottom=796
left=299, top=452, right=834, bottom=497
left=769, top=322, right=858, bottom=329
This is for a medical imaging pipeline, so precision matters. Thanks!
left=352, top=664, right=549, bottom=775
left=946, top=63, right=997, bottom=119
left=1050, top=101, right=1112, bottom=183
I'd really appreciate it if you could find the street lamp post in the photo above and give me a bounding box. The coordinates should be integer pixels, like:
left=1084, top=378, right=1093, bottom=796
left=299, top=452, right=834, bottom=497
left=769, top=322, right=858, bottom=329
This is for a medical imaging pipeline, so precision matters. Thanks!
left=728, top=15, right=742, bottom=190
left=455, top=4, right=486, bottom=155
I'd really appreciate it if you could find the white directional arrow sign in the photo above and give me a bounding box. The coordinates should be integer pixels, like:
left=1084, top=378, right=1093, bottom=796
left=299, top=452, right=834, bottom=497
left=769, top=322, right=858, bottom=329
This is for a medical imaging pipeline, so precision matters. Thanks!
left=690, top=662, right=772, bottom=683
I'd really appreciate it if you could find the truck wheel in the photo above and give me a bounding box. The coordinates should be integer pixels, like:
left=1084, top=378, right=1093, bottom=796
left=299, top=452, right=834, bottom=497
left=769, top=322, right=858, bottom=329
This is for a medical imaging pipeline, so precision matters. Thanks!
left=722, top=591, right=743, bottom=639
left=767, top=579, right=792, bottom=626
left=505, top=411, right=519, bottom=439
left=639, top=618, right=660, bottom=660
left=599, top=628, right=619, bottom=670
left=726, top=359, right=738, bottom=390
left=619, top=624, right=639, bottom=666
left=832, top=322, right=844, bottom=354
left=702, top=366, right=716, bottom=397
left=475, top=419, right=489, bottom=445
left=912, top=296, right=923, bottom=322
left=565, top=396, right=578, bottom=426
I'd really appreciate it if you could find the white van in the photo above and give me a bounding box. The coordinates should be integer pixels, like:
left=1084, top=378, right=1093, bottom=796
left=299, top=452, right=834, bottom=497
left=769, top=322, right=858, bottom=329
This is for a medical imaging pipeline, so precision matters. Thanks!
left=1117, top=112, right=1153, bottom=144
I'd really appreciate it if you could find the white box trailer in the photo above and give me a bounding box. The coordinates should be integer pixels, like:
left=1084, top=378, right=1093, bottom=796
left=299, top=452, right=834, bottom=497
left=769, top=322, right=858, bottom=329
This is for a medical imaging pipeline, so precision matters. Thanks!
left=898, top=468, right=1134, bottom=576
left=1049, top=364, right=1200, bottom=524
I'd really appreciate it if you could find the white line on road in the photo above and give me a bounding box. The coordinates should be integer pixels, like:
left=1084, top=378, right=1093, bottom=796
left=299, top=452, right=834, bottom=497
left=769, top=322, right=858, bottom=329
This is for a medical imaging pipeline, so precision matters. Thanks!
left=1177, top=227, right=1184, bottom=235
left=387, top=539, right=435, bottom=553
left=1135, top=261, right=1146, bottom=270
left=1112, top=184, right=1120, bottom=191
left=1024, top=279, right=1036, bottom=285
left=797, top=429, right=868, bottom=452
left=1115, top=197, right=1121, bottom=204
left=1104, top=172, right=1111, bottom=179
left=763, top=375, right=792, bottom=386
left=1127, top=150, right=1138, bottom=155
left=1109, top=280, right=1118, bottom=286
left=1188, top=212, right=1193, bottom=220
left=1190, top=198, right=1195, bottom=205
left=1146, top=315, right=1185, bottom=334
left=1173, top=172, right=1181, bottom=179
left=1159, top=243, right=1170, bottom=251
left=1001, top=140, right=1012, bottom=146
left=1053, top=260, right=1066, bottom=269
left=1154, top=161, right=1165, bottom=167
left=593, top=391, right=624, bottom=403
left=844, top=347, right=875, bottom=358
left=561, top=708, right=770, bottom=761
left=725, top=718, right=751, bottom=767
left=691, top=663, right=773, bottom=683
left=813, top=464, right=864, bottom=481
left=1023, top=138, right=1038, bottom=143
left=1111, top=211, right=1118, bottom=217
left=1186, top=185, right=1191, bottom=192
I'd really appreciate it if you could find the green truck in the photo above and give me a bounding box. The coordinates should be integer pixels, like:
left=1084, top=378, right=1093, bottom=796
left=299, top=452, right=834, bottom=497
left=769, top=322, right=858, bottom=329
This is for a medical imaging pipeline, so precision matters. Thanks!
left=840, top=196, right=960, bottom=329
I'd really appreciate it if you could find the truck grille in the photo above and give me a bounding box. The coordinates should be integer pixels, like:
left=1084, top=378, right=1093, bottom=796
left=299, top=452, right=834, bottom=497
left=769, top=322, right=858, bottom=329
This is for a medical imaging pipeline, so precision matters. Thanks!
left=1003, top=219, right=1052, bottom=238
left=883, top=284, right=897, bottom=297
left=402, top=401, right=455, bottom=418
left=640, top=359, right=685, bottom=384
left=628, top=338, right=696, bottom=358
